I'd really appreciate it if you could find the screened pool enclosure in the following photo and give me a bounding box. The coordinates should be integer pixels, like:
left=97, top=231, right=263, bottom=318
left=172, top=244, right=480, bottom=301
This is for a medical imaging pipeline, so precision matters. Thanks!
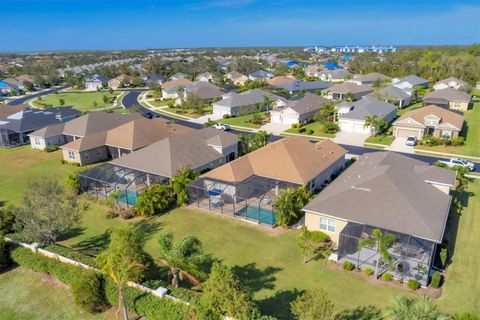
left=337, top=222, right=436, bottom=286
left=78, top=163, right=167, bottom=207
left=187, top=175, right=299, bottom=227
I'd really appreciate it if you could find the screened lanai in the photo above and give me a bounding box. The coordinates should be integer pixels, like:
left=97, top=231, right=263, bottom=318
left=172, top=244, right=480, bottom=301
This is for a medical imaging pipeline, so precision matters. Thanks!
left=78, top=163, right=167, bottom=207
left=337, top=222, right=436, bottom=286
left=187, top=175, right=299, bottom=227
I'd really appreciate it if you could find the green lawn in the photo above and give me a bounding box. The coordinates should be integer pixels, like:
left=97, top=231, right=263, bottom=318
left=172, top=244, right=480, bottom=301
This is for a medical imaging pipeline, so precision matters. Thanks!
left=218, top=112, right=269, bottom=129
left=0, top=267, right=114, bottom=320
left=33, top=92, right=119, bottom=112
left=285, top=121, right=336, bottom=138
left=415, top=103, right=480, bottom=157
left=365, top=134, right=395, bottom=146
left=149, top=99, right=174, bottom=107
left=396, top=101, right=422, bottom=116
left=165, top=105, right=213, bottom=118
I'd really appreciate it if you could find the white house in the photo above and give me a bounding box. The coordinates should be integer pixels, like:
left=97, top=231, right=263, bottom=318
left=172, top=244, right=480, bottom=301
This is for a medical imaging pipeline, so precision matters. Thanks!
left=84, top=74, right=110, bottom=91
left=270, top=93, right=329, bottom=125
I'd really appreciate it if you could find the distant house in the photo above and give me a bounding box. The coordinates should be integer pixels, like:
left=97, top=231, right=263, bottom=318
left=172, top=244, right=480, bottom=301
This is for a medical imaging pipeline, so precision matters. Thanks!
left=224, top=71, right=249, bottom=86
left=176, top=82, right=225, bottom=104
left=392, top=75, right=429, bottom=91
left=423, top=88, right=471, bottom=112
left=303, top=151, right=455, bottom=286
left=248, top=70, right=273, bottom=81
left=161, top=78, right=194, bottom=99
left=324, top=62, right=340, bottom=70
left=371, top=85, right=412, bottom=108
left=337, top=97, right=397, bottom=134
left=305, top=65, right=321, bottom=77
left=196, top=72, right=215, bottom=82
left=0, top=107, right=80, bottom=148
left=392, top=104, right=464, bottom=139
left=433, top=77, right=468, bottom=91
left=189, top=138, right=346, bottom=226
left=169, top=73, right=190, bottom=81
left=84, top=74, right=110, bottom=91
left=29, top=111, right=141, bottom=151
left=108, top=75, right=130, bottom=90
left=317, top=69, right=350, bottom=82
left=143, top=73, right=165, bottom=86
left=270, top=92, right=330, bottom=125
left=325, top=82, right=374, bottom=100
left=273, top=80, right=332, bottom=94
left=0, top=80, right=17, bottom=95
left=348, top=72, right=391, bottom=86
left=61, top=118, right=191, bottom=166
left=212, top=89, right=287, bottom=118
left=267, top=76, right=296, bottom=86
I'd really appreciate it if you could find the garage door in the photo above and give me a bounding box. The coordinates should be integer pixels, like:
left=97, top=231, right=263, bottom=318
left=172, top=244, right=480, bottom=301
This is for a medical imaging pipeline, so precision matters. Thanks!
left=353, top=123, right=369, bottom=134
left=396, top=128, right=419, bottom=138
left=339, top=120, right=353, bottom=132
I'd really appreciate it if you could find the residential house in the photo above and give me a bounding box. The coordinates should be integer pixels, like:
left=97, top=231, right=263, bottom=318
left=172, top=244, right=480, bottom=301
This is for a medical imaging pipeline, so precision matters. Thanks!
left=267, top=76, right=296, bottom=86
left=273, top=80, right=332, bottom=94
left=0, top=80, right=17, bottom=95
left=169, top=72, right=190, bottom=81
left=392, top=104, right=464, bottom=139
left=212, top=89, right=287, bottom=117
left=305, top=65, right=321, bottom=77
left=371, top=85, right=412, bottom=108
left=224, top=71, right=249, bottom=86
left=392, top=75, right=429, bottom=91
left=348, top=72, right=391, bottom=86
left=143, top=73, right=164, bottom=86
left=303, top=151, right=455, bottom=286
left=161, top=78, right=194, bottom=99
left=176, top=82, right=224, bottom=104
left=196, top=72, right=215, bottom=82
left=325, top=82, right=374, bottom=101
left=84, top=74, right=110, bottom=91
left=317, top=69, right=350, bottom=82
left=423, top=88, right=471, bottom=112
left=270, top=92, right=330, bottom=125
left=108, top=75, right=130, bottom=90
left=337, top=97, right=397, bottom=134
left=29, top=111, right=142, bottom=150
left=189, top=138, right=346, bottom=226
left=248, top=70, right=273, bottom=81
left=433, top=77, right=468, bottom=91
left=0, top=107, right=80, bottom=148
left=61, top=118, right=191, bottom=166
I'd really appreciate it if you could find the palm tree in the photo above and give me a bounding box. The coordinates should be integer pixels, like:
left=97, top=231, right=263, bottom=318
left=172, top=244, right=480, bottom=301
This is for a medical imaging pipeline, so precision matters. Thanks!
left=274, top=186, right=311, bottom=227
left=170, top=166, right=199, bottom=206
left=134, top=184, right=172, bottom=216
left=96, top=227, right=146, bottom=320
left=298, top=226, right=330, bottom=264
left=262, top=95, right=275, bottom=110
left=157, top=233, right=207, bottom=288
left=358, top=228, right=396, bottom=278
left=389, top=295, right=448, bottom=320
left=364, top=115, right=383, bottom=136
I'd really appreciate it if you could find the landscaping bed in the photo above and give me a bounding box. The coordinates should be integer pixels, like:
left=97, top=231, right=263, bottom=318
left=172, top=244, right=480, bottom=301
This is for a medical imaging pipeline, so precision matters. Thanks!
left=218, top=112, right=270, bottom=129
left=32, top=91, right=119, bottom=112
left=285, top=122, right=336, bottom=138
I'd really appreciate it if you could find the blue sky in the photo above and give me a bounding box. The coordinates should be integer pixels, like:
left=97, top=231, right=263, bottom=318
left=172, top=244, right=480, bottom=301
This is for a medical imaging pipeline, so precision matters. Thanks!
left=1, top=0, right=479, bottom=51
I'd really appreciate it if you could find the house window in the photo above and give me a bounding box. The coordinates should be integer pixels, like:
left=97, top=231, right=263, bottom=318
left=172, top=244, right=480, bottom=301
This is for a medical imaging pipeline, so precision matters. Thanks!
left=320, top=217, right=336, bottom=232
left=34, top=137, right=40, bottom=145
left=441, top=130, right=453, bottom=139
left=453, top=102, right=461, bottom=109
left=68, top=151, right=75, bottom=160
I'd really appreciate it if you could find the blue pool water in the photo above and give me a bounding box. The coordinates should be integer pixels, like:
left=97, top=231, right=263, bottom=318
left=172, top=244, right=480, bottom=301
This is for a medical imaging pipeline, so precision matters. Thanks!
left=117, top=190, right=138, bottom=205
left=235, top=206, right=276, bottom=226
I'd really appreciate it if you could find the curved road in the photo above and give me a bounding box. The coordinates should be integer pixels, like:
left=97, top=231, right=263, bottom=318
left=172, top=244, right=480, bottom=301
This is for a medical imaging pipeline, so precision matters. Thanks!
left=6, top=84, right=69, bottom=105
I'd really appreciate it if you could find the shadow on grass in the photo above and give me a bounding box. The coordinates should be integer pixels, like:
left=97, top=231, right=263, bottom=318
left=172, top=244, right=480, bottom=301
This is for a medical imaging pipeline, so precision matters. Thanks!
left=56, top=227, right=85, bottom=242
left=133, top=219, right=165, bottom=241
left=257, top=289, right=302, bottom=320
left=232, top=263, right=281, bottom=293
left=71, top=231, right=111, bottom=256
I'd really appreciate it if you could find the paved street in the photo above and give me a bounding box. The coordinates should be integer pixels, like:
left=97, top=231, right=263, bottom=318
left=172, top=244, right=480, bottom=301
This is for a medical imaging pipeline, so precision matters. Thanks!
left=6, top=85, right=69, bottom=105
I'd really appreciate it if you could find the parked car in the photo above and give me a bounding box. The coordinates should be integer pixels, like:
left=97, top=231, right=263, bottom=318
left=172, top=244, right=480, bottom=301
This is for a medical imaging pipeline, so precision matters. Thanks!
left=213, top=123, right=231, bottom=131
left=439, top=158, right=475, bottom=171
left=405, top=136, right=418, bottom=146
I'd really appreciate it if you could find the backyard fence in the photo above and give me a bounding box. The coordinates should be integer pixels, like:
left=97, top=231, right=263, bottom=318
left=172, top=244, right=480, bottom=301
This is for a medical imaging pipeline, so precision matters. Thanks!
left=4, top=236, right=189, bottom=305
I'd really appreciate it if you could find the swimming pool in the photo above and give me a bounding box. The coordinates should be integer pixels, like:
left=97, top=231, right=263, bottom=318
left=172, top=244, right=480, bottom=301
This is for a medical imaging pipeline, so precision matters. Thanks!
left=117, top=189, right=138, bottom=205
left=235, top=205, right=276, bottom=226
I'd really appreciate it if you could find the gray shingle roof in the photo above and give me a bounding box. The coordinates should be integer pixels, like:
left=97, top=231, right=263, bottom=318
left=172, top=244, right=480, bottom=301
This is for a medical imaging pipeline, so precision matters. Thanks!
left=373, top=85, right=410, bottom=100
left=283, top=92, right=330, bottom=115
left=424, top=87, right=471, bottom=102
left=275, top=80, right=332, bottom=92
left=214, top=89, right=285, bottom=108
left=395, top=75, right=428, bottom=86
left=303, top=152, right=455, bottom=242
left=0, top=107, right=81, bottom=133
left=338, top=97, right=397, bottom=120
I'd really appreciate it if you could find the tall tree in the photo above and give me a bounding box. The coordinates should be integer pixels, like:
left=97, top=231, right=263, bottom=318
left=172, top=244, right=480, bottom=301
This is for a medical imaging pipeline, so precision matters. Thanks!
left=298, top=226, right=330, bottom=264
left=290, top=289, right=335, bottom=320
left=274, top=186, right=311, bottom=227
left=313, top=102, right=336, bottom=124
left=358, top=228, right=396, bottom=278
left=170, top=166, right=199, bottom=206
left=389, top=295, right=448, bottom=320
left=96, top=227, right=146, bottom=320
left=13, top=180, right=85, bottom=245
left=157, top=233, right=207, bottom=288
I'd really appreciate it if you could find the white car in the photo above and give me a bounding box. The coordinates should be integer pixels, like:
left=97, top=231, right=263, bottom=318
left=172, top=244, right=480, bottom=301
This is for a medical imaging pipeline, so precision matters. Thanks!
left=405, top=136, right=418, bottom=146
left=439, top=158, right=475, bottom=171
left=213, top=123, right=231, bottom=131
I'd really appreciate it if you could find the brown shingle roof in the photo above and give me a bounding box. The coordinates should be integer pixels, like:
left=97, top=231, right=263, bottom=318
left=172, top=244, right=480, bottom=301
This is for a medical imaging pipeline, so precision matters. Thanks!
left=61, top=112, right=142, bottom=138
left=203, top=138, right=346, bottom=185
left=424, top=87, right=471, bottom=102
left=286, top=92, right=330, bottom=115
left=267, top=76, right=296, bottom=86
left=0, top=104, right=28, bottom=120
left=394, top=105, right=464, bottom=130
left=161, top=78, right=193, bottom=90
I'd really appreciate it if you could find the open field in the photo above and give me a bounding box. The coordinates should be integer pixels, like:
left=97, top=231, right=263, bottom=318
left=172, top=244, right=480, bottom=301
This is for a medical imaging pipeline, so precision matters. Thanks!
left=32, top=92, right=119, bottom=112
left=1, top=145, right=479, bottom=317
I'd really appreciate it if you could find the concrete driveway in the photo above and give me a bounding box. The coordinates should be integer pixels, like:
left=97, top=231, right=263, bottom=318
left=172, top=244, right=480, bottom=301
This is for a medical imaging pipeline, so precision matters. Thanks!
left=386, top=137, right=414, bottom=153
left=260, top=122, right=291, bottom=135
left=332, top=131, right=370, bottom=146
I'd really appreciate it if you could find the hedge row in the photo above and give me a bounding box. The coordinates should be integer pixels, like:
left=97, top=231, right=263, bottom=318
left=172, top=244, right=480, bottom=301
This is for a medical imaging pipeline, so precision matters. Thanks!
left=9, top=246, right=194, bottom=320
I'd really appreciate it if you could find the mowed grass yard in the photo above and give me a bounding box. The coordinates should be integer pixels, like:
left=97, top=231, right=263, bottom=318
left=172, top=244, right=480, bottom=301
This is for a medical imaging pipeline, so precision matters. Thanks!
left=284, top=121, right=336, bottom=138
left=217, top=112, right=270, bottom=129
left=33, top=91, right=119, bottom=112
left=1, top=147, right=479, bottom=317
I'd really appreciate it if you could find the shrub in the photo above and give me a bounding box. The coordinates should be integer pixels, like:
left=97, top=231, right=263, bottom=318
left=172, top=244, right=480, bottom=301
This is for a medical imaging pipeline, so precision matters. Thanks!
left=72, top=270, right=105, bottom=313
left=298, top=127, right=306, bottom=133
left=451, top=136, right=465, bottom=146
left=306, top=129, right=314, bottom=135
left=0, top=238, right=10, bottom=271
left=440, top=246, right=448, bottom=268
left=222, top=114, right=231, bottom=119
left=381, top=272, right=393, bottom=282
left=60, top=159, right=80, bottom=166
left=363, top=268, right=374, bottom=276
left=0, top=206, right=15, bottom=235
left=324, top=122, right=339, bottom=133
left=430, top=272, right=443, bottom=289
left=407, top=279, right=420, bottom=290
left=45, top=145, right=59, bottom=152
left=343, top=261, right=354, bottom=271
left=65, top=173, right=81, bottom=195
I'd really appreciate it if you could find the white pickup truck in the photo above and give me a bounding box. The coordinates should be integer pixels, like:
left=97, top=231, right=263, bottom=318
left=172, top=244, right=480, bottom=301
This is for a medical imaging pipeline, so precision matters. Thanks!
left=438, top=158, right=475, bottom=171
